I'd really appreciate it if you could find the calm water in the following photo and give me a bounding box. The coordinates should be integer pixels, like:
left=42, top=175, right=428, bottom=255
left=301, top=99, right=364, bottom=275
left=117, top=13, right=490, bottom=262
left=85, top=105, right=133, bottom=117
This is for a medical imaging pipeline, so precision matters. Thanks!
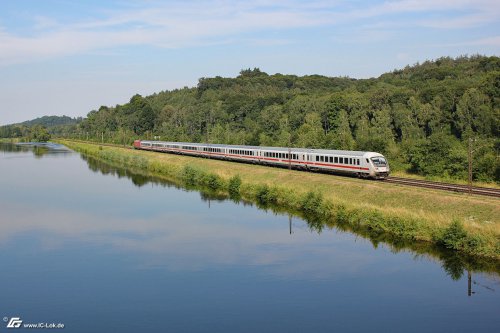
left=0, top=143, right=499, bottom=333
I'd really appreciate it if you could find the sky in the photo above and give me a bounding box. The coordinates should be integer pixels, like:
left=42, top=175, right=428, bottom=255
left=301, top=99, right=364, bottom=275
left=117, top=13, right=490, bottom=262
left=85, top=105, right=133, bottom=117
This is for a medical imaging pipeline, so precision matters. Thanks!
left=0, top=0, right=499, bottom=125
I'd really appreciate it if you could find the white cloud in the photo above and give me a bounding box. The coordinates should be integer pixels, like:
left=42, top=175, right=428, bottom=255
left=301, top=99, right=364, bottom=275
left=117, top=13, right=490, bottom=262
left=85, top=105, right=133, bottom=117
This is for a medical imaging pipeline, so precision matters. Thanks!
left=0, top=0, right=497, bottom=66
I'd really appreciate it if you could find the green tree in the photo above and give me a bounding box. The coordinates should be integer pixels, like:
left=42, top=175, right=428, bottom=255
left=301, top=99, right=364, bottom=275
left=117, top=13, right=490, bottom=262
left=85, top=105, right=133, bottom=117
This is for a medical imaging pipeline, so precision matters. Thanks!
left=31, top=125, right=51, bottom=142
left=456, top=88, right=491, bottom=138
left=296, top=113, right=324, bottom=148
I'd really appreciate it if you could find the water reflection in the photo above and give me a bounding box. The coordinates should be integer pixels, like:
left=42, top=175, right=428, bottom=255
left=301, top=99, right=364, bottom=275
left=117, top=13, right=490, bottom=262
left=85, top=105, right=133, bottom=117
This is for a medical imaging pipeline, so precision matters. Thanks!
left=79, top=147, right=500, bottom=283
left=0, top=141, right=72, bottom=158
left=1, top=142, right=499, bottom=332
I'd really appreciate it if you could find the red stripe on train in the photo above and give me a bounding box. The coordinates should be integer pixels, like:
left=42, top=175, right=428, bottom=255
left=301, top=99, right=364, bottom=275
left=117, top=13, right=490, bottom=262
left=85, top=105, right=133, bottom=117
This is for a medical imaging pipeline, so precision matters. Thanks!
left=141, top=146, right=370, bottom=171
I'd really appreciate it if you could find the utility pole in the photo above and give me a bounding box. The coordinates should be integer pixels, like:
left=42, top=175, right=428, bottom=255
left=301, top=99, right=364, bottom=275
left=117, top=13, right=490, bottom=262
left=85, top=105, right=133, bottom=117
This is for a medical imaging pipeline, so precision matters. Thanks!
left=468, top=138, right=473, bottom=195
left=288, top=147, right=292, bottom=171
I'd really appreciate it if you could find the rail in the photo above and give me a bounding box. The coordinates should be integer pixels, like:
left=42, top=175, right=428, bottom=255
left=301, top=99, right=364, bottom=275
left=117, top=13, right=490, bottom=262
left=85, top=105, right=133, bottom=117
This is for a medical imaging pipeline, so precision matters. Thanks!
left=385, top=177, right=500, bottom=198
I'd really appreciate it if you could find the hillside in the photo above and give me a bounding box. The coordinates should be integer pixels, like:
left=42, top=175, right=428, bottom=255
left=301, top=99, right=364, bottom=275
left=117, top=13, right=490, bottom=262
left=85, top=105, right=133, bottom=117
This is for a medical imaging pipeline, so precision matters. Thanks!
left=7, top=56, right=500, bottom=182
left=19, top=115, right=81, bottom=127
left=0, top=115, right=82, bottom=138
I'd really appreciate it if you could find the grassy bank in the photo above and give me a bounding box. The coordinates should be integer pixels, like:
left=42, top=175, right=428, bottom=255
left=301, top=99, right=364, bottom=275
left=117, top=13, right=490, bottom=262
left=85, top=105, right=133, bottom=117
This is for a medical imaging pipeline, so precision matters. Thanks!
left=59, top=139, right=500, bottom=260
left=0, top=138, right=21, bottom=143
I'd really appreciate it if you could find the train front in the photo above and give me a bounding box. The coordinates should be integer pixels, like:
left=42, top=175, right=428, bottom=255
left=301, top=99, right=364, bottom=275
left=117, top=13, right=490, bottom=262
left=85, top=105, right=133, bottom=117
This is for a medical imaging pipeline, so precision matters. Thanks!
left=365, top=153, right=390, bottom=179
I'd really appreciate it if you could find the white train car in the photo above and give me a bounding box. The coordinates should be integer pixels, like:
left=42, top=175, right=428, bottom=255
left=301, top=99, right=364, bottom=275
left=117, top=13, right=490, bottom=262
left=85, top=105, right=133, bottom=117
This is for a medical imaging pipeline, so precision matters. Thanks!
left=133, top=140, right=390, bottom=179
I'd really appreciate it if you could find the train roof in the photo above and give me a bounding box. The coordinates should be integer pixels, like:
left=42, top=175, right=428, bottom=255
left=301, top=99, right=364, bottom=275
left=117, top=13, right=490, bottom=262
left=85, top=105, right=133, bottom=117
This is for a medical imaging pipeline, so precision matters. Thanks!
left=140, top=140, right=382, bottom=157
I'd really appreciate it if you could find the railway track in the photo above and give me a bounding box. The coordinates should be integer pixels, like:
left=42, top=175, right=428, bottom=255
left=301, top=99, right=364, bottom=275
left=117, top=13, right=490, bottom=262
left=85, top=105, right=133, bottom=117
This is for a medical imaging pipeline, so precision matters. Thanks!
left=385, top=177, right=500, bottom=198
left=60, top=139, right=500, bottom=198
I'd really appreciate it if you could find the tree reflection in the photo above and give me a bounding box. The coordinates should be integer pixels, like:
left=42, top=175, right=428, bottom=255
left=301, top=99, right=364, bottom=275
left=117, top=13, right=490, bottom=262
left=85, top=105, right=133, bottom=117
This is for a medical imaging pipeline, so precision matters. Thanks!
left=79, top=151, right=500, bottom=282
left=0, top=142, right=71, bottom=158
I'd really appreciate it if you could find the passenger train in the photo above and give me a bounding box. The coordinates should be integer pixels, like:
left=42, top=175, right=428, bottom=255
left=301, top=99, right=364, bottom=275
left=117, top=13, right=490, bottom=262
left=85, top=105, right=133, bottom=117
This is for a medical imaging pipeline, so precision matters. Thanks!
left=133, top=140, right=390, bottom=179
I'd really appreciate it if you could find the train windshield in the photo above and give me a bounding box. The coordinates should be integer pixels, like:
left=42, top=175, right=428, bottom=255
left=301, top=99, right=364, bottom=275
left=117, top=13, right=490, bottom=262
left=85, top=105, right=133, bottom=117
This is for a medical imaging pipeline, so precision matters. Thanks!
left=371, top=157, right=387, bottom=166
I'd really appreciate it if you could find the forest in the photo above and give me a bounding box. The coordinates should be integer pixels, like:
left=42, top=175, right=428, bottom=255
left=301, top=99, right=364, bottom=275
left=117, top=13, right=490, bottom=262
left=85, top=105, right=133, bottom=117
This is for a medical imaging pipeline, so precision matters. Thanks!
left=0, top=115, right=81, bottom=140
left=2, top=56, right=499, bottom=182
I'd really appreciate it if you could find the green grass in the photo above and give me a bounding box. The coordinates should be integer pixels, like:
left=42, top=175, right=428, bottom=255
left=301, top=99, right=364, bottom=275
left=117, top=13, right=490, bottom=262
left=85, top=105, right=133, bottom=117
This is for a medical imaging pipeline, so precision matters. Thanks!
left=59, top=139, right=500, bottom=261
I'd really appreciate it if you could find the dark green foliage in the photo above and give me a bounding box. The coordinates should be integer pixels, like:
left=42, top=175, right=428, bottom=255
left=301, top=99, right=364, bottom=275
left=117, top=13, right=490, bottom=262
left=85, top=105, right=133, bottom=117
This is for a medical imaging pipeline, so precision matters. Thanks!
left=300, top=191, right=324, bottom=216
left=201, top=173, right=223, bottom=191
left=0, top=116, right=81, bottom=139
left=441, top=220, right=468, bottom=249
left=255, top=185, right=278, bottom=205
left=31, top=125, right=51, bottom=142
left=9, top=55, right=498, bottom=182
left=228, top=175, right=242, bottom=197
left=182, top=165, right=199, bottom=186
left=19, top=115, right=80, bottom=127
left=438, top=220, right=487, bottom=255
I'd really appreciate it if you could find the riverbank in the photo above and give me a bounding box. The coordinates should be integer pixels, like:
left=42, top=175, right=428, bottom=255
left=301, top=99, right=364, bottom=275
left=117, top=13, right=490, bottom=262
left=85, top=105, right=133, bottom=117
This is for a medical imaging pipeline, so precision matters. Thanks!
left=59, top=139, right=500, bottom=260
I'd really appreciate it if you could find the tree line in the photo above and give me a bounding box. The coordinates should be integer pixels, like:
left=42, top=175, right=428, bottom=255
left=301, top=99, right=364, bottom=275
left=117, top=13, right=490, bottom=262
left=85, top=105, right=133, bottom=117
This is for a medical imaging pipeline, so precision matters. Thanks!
left=0, top=115, right=81, bottom=141
left=4, top=56, right=500, bottom=182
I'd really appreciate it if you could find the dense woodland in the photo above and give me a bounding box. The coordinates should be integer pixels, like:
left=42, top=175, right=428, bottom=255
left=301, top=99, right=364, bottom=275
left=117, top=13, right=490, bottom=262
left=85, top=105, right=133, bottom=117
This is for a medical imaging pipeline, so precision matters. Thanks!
left=2, top=56, right=499, bottom=182
left=0, top=115, right=81, bottom=140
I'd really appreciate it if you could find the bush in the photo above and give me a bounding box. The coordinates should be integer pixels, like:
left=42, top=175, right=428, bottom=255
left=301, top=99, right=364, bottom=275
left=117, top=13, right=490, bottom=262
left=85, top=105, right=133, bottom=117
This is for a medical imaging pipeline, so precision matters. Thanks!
left=300, top=191, right=324, bottom=216
left=440, top=220, right=467, bottom=249
left=255, top=185, right=278, bottom=205
left=182, top=165, right=199, bottom=186
left=201, top=173, right=223, bottom=191
left=228, top=175, right=242, bottom=197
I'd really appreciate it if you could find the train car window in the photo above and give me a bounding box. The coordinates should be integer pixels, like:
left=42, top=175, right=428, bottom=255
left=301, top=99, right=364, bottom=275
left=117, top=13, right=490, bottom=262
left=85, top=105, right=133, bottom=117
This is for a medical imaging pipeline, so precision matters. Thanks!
left=334, top=157, right=338, bottom=163
left=339, top=157, right=344, bottom=164
left=316, top=156, right=319, bottom=162
left=349, top=158, right=352, bottom=164
left=366, top=158, right=369, bottom=163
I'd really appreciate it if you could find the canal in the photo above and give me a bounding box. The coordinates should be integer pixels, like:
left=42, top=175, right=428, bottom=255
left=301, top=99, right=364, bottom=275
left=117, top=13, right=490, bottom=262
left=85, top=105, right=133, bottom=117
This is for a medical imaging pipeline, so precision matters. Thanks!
left=0, top=142, right=498, bottom=332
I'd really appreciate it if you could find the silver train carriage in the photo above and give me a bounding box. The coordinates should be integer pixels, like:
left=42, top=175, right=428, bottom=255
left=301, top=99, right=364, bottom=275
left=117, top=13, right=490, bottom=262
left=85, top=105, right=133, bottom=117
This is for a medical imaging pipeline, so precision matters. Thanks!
left=133, top=140, right=390, bottom=179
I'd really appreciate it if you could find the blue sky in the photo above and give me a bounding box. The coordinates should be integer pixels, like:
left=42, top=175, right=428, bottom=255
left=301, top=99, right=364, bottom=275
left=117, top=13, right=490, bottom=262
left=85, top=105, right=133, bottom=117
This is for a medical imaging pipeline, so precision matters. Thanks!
left=0, top=0, right=499, bottom=125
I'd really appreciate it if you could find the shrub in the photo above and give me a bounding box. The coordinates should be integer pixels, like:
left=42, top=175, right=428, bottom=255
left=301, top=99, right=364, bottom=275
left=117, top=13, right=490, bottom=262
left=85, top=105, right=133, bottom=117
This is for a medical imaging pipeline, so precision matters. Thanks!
left=182, top=165, right=199, bottom=186
left=300, top=191, right=324, bottom=216
left=202, top=173, right=223, bottom=191
left=256, top=185, right=278, bottom=205
left=228, top=175, right=242, bottom=197
left=440, top=220, right=467, bottom=250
